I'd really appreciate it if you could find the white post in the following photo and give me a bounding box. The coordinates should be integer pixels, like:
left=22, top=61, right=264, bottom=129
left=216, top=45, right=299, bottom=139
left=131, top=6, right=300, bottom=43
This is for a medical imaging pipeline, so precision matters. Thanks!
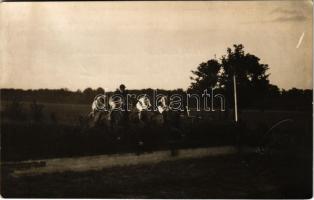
left=186, top=106, right=190, bottom=117
left=233, top=74, right=238, bottom=123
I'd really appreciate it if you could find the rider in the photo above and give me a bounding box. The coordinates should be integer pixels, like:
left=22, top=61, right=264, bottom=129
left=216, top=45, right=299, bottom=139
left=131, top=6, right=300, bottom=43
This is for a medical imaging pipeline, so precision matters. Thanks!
left=90, top=89, right=107, bottom=118
left=112, top=84, right=129, bottom=122
left=136, top=95, right=152, bottom=120
left=89, top=89, right=109, bottom=126
left=157, top=96, right=168, bottom=114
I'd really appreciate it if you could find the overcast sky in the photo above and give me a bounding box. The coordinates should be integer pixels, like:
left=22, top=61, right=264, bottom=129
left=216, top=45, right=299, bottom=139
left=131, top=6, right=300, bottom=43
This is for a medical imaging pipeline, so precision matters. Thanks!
left=1, top=1, right=312, bottom=91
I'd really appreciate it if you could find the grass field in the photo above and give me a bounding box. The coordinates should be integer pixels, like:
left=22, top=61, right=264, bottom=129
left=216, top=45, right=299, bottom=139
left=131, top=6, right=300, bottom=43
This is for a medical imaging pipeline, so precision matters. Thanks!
left=1, top=101, right=90, bottom=125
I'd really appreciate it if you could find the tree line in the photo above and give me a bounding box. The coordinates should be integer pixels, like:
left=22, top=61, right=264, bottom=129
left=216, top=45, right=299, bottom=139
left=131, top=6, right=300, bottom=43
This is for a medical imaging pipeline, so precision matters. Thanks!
left=1, top=87, right=311, bottom=111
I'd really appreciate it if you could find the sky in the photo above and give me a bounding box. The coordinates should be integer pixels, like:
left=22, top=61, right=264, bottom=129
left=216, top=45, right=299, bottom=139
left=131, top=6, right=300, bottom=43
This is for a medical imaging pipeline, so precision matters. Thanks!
left=1, top=1, right=312, bottom=91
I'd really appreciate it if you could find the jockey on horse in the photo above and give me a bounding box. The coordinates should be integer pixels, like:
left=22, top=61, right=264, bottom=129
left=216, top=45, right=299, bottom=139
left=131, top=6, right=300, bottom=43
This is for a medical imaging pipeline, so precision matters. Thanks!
left=157, top=95, right=168, bottom=114
left=89, top=91, right=110, bottom=127
left=108, top=84, right=130, bottom=127
left=136, top=95, right=152, bottom=120
left=135, top=94, right=169, bottom=126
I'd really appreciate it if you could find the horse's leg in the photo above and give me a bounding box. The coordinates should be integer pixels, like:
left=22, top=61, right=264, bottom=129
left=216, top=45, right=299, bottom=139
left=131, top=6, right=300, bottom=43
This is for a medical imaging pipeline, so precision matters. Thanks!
left=108, top=110, right=112, bottom=120
left=88, top=111, right=94, bottom=119
left=138, top=112, right=142, bottom=121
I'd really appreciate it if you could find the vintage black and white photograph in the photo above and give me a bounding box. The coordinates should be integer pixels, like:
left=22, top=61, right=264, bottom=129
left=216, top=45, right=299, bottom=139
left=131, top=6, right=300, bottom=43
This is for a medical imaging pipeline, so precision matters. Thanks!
left=0, top=0, right=313, bottom=198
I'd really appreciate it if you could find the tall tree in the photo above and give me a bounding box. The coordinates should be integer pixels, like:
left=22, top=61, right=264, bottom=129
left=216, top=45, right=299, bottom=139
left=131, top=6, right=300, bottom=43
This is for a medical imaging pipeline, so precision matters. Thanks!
left=221, top=44, right=270, bottom=108
left=190, top=59, right=221, bottom=92
left=190, top=44, right=271, bottom=109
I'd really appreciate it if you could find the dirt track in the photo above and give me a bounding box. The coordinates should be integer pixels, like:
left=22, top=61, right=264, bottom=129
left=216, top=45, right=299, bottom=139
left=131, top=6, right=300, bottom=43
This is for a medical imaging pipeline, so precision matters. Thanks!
left=8, top=146, right=238, bottom=176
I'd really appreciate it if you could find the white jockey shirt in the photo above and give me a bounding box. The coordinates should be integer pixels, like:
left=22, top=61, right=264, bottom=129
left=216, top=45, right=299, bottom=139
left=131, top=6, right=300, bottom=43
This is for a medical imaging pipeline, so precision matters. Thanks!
left=136, top=97, right=151, bottom=111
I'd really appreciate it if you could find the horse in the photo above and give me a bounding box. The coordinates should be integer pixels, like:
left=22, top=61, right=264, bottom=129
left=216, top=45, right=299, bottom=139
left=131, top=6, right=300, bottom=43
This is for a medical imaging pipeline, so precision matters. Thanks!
left=88, top=95, right=111, bottom=128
